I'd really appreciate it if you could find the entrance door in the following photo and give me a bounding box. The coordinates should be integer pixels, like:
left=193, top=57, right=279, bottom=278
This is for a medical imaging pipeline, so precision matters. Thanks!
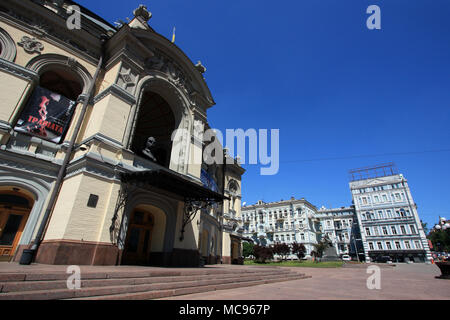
left=122, top=210, right=154, bottom=265
left=0, top=205, right=30, bottom=261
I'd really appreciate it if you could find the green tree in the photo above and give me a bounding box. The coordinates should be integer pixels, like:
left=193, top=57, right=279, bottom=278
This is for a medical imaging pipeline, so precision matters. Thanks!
left=428, top=229, right=450, bottom=252
left=421, top=221, right=429, bottom=235
left=242, top=242, right=254, bottom=259
left=311, top=237, right=331, bottom=262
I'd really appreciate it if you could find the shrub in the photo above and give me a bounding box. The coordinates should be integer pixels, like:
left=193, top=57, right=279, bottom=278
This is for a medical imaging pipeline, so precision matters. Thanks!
left=253, top=245, right=274, bottom=263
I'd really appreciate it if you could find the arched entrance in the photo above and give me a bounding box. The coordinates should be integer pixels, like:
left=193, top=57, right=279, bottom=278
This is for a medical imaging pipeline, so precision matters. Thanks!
left=131, top=91, right=176, bottom=168
left=0, top=189, right=34, bottom=261
left=122, top=209, right=155, bottom=265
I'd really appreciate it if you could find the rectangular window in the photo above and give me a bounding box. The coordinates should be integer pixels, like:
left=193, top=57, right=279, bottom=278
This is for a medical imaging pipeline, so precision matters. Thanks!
left=301, top=234, right=305, bottom=240
left=386, top=242, right=392, bottom=250
left=391, top=226, right=397, bottom=235
left=405, top=241, right=411, bottom=249
left=374, top=195, right=379, bottom=203
left=414, top=240, right=421, bottom=249
left=382, top=194, right=387, bottom=202
left=400, top=226, right=406, bottom=234
left=369, top=242, right=374, bottom=250
left=410, top=225, right=416, bottom=234
left=382, top=227, right=388, bottom=235
left=374, top=227, right=379, bottom=236
left=377, top=242, right=383, bottom=250
left=395, top=241, right=401, bottom=249
left=365, top=228, right=371, bottom=236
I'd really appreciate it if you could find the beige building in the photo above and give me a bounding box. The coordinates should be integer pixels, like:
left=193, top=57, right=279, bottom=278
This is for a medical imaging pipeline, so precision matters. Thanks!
left=0, top=0, right=244, bottom=267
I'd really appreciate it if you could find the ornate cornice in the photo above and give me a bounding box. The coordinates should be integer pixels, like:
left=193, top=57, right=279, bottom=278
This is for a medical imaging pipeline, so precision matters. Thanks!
left=0, top=120, right=12, bottom=132
left=0, top=149, right=59, bottom=179
left=93, top=84, right=137, bottom=105
left=0, top=58, right=39, bottom=82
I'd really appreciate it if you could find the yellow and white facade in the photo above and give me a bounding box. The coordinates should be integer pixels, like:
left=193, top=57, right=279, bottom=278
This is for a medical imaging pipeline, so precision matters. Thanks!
left=0, top=0, right=244, bottom=266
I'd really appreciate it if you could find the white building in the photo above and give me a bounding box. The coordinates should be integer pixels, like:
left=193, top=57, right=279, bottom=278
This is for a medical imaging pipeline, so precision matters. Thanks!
left=241, top=198, right=320, bottom=258
left=316, top=206, right=363, bottom=259
left=349, top=164, right=432, bottom=263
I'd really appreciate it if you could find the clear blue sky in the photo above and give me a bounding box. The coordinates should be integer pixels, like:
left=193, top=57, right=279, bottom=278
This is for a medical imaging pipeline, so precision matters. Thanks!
left=77, top=0, right=450, bottom=229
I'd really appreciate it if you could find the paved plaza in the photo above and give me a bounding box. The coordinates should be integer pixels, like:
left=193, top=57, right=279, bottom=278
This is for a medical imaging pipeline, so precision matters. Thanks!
left=161, top=263, right=450, bottom=300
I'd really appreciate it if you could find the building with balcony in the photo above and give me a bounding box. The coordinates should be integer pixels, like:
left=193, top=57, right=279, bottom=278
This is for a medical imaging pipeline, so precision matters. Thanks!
left=316, top=206, right=364, bottom=259
left=349, top=163, right=431, bottom=263
left=241, top=197, right=320, bottom=258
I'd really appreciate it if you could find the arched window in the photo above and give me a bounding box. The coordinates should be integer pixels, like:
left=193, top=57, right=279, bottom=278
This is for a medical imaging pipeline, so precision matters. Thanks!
left=39, top=67, right=83, bottom=101
left=0, top=27, right=17, bottom=62
left=12, top=55, right=91, bottom=144
left=131, top=91, right=176, bottom=168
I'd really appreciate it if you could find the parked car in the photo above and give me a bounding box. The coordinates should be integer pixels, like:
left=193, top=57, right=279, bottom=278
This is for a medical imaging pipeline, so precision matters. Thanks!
left=374, top=256, right=392, bottom=263
left=341, top=255, right=352, bottom=261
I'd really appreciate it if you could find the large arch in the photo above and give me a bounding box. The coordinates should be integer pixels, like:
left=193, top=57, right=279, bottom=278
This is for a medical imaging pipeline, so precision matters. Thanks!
left=131, top=30, right=215, bottom=107
left=117, top=189, right=178, bottom=265
left=0, top=171, right=52, bottom=258
left=124, top=73, right=194, bottom=174
left=25, top=53, right=92, bottom=95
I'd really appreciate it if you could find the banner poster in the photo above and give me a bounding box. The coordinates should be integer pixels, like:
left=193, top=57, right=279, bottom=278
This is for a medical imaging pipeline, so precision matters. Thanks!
left=14, top=86, right=76, bottom=143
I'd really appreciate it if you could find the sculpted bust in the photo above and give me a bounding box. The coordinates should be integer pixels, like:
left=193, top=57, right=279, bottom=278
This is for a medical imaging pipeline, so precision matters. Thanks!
left=142, top=136, right=157, bottom=162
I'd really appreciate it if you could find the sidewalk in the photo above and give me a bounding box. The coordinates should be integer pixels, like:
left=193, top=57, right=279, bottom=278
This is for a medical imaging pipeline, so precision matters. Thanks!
left=161, top=263, right=450, bottom=300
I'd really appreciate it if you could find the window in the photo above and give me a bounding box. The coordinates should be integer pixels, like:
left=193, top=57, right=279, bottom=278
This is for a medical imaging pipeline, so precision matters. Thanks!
left=378, top=211, right=384, bottom=219
left=400, top=226, right=406, bottom=234
left=374, top=195, right=379, bottom=203
left=286, top=235, right=290, bottom=241
left=386, top=242, right=392, bottom=250
left=374, top=227, right=379, bottom=236
left=382, top=194, right=387, bottom=202
left=369, top=242, right=374, bottom=250
left=391, top=226, right=397, bottom=235
left=395, top=241, right=401, bottom=249
left=362, top=197, right=368, bottom=205
left=365, top=228, right=371, bottom=236
left=405, top=241, right=411, bottom=249
left=414, top=241, right=421, bottom=249
left=382, top=227, right=388, bottom=235
left=377, top=242, right=383, bottom=250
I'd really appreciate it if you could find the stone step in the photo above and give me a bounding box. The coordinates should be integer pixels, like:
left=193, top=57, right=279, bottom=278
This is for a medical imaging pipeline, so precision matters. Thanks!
left=0, top=269, right=290, bottom=293
left=73, top=275, right=312, bottom=300
left=0, top=272, right=307, bottom=300
left=0, top=267, right=284, bottom=283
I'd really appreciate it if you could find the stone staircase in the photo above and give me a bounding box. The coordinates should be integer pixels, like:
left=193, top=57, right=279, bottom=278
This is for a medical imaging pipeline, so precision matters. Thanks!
left=0, top=266, right=310, bottom=300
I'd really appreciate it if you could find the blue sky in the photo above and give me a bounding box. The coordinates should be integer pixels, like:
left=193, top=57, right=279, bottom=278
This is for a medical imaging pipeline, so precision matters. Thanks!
left=77, top=0, right=450, bottom=228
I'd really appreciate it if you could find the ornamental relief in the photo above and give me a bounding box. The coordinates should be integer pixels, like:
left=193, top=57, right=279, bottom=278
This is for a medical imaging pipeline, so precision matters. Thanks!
left=144, top=50, right=197, bottom=107
left=18, top=36, right=44, bottom=54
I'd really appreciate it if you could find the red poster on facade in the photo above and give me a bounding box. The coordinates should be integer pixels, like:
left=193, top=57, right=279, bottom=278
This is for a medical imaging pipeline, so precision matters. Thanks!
left=14, top=86, right=76, bottom=143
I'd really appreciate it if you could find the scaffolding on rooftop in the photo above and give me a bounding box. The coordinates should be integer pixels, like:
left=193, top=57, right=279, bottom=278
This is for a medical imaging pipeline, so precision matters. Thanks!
left=349, top=163, right=399, bottom=181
